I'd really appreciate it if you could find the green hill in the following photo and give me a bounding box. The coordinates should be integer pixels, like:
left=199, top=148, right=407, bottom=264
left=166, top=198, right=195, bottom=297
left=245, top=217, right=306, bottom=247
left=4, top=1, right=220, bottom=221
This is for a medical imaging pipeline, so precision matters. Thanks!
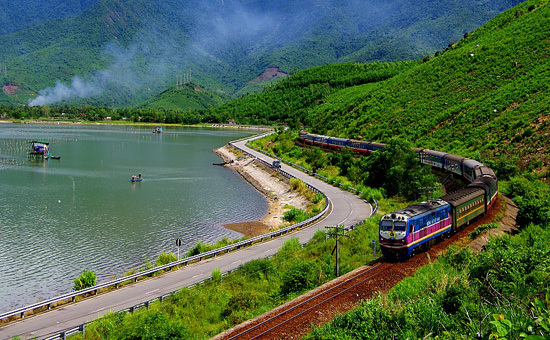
left=139, top=84, right=229, bottom=111
left=0, top=0, right=522, bottom=107
left=209, top=0, right=550, bottom=176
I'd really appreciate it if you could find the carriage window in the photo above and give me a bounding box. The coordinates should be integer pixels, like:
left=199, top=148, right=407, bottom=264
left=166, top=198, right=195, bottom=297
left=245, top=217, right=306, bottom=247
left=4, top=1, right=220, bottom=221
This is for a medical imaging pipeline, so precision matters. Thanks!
left=381, top=220, right=393, bottom=231
left=394, top=221, right=407, bottom=231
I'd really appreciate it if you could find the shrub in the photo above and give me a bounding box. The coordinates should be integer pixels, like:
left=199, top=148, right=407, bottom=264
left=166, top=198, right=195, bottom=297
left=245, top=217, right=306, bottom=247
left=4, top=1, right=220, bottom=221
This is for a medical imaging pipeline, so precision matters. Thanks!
left=73, top=269, right=97, bottom=291
left=283, top=207, right=310, bottom=223
left=279, top=261, right=320, bottom=297
left=155, top=252, right=177, bottom=266
left=212, top=267, right=222, bottom=282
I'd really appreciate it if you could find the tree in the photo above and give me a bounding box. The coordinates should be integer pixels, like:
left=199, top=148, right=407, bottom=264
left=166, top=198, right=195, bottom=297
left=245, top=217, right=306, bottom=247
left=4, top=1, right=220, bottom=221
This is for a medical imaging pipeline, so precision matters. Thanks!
left=361, top=138, right=437, bottom=199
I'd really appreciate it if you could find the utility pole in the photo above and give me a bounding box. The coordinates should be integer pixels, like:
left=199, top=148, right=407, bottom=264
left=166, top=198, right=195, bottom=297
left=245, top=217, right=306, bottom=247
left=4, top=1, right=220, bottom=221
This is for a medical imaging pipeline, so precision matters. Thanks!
left=326, top=225, right=350, bottom=277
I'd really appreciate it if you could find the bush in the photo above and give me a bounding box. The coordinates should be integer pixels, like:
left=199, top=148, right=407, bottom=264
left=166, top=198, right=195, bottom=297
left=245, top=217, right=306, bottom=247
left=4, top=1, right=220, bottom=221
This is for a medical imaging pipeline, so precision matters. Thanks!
left=212, top=267, right=222, bottom=282
left=73, top=269, right=97, bottom=291
left=283, top=207, right=310, bottom=223
left=279, top=261, right=320, bottom=297
left=155, top=252, right=177, bottom=266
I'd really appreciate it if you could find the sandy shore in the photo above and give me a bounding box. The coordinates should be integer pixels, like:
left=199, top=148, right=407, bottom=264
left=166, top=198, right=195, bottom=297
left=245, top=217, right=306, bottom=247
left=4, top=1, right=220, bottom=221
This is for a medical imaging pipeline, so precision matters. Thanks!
left=214, top=144, right=307, bottom=237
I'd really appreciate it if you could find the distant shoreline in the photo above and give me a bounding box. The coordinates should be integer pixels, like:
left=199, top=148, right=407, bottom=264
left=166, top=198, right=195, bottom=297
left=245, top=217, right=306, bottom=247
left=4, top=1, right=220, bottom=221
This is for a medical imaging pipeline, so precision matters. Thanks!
left=0, top=119, right=275, bottom=131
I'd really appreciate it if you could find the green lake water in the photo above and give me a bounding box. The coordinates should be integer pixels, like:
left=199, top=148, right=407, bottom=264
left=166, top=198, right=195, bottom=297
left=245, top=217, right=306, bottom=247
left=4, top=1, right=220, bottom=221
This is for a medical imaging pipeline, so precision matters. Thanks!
left=0, top=123, right=267, bottom=312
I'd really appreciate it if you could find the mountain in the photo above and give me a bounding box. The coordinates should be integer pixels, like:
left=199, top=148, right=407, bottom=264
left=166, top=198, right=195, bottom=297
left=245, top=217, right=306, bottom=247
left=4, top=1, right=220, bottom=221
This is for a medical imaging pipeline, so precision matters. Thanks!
left=207, top=0, right=550, bottom=176
left=0, top=0, right=99, bottom=36
left=0, top=0, right=523, bottom=108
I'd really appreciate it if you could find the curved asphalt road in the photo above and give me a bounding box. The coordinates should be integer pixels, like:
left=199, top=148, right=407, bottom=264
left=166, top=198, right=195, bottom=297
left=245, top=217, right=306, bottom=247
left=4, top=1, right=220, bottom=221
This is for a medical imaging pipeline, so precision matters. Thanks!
left=0, top=138, right=372, bottom=340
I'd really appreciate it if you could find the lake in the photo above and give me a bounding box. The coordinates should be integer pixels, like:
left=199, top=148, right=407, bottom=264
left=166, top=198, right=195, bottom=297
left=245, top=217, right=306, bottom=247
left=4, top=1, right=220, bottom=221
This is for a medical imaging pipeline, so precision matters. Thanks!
left=0, top=123, right=267, bottom=312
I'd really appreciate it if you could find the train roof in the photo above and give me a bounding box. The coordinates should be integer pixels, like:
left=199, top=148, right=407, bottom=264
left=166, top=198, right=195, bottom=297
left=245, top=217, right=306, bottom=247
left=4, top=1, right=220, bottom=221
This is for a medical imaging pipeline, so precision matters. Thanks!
left=423, top=149, right=447, bottom=157
left=442, top=187, right=485, bottom=207
left=476, top=166, right=496, bottom=178
left=444, top=153, right=466, bottom=162
left=389, top=199, right=449, bottom=219
left=328, top=136, right=349, bottom=142
left=468, top=175, right=498, bottom=191
left=463, top=159, right=484, bottom=169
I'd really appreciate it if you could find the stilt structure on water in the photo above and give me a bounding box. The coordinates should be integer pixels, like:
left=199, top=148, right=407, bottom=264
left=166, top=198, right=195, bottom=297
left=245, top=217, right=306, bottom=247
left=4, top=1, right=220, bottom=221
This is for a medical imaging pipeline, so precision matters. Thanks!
left=28, top=141, right=50, bottom=159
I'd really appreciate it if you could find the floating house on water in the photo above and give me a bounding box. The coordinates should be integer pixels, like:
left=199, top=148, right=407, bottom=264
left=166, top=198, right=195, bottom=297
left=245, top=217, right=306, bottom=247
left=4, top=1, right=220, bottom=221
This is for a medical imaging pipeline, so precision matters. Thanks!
left=28, top=141, right=50, bottom=159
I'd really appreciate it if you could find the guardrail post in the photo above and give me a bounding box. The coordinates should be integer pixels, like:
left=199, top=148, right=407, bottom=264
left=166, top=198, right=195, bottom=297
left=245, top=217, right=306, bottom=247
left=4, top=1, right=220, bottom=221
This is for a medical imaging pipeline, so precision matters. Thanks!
left=145, top=301, right=150, bottom=309
left=61, top=331, right=66, bottom=340
left=80, top=324, right=86, bottom=337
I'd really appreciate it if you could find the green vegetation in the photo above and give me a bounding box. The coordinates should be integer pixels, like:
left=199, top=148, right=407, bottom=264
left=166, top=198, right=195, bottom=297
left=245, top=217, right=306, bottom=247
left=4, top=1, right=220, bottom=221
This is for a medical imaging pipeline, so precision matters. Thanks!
left=0, top=0, right=521, bottom=107
left=137, top=84, right=229, bottom=112
left=213, top=0, right=550, bottom=177
left=10, top=0, right=550, bottom=338
left=469, top=222, right=498, bottom=240
left=306, top=222, right=550, bottom=339
left=69, top=216, right=383, bottom=339
left=73, top=269, right=97, bottom=291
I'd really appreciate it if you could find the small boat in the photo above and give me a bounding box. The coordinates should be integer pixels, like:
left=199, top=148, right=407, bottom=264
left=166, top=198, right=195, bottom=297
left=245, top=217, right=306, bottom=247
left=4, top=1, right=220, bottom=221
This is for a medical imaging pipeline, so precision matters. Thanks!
left=50, top=156, right=61, bottom=160
left=153, top=126, right=162, bottom=134
left=131, top=173, right=143, bottom=182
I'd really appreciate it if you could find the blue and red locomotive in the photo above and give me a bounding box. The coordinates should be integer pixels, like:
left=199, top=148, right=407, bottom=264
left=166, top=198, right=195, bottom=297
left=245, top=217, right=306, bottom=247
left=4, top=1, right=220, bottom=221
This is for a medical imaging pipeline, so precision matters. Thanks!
left=298, top=130, right=498, bottom=260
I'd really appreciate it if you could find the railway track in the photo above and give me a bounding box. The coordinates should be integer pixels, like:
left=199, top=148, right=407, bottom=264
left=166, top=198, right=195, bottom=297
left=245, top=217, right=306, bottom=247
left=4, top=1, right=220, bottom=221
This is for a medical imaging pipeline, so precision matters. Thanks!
left=219, top=261, right=394, bottom=340
left=215, top=196, right=505, bottom=340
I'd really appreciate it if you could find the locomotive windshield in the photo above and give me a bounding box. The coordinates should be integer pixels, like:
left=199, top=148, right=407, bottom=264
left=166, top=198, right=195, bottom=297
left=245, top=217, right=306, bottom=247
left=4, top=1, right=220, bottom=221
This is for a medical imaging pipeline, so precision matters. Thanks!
left=381, top=220, right=393, bottom=231
left=394, top=221, right=407, bottom=231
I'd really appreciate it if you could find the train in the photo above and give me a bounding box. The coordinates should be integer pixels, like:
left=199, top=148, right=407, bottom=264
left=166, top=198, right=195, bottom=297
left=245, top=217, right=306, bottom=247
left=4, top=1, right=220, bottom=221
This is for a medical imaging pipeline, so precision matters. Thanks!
left=298, top=130, right=498, bottom=260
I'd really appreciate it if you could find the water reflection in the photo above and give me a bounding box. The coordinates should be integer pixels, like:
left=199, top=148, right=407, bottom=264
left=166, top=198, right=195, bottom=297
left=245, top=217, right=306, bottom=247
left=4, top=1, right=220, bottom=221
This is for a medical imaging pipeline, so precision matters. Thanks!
left=0, top=124, right=266, bottom=311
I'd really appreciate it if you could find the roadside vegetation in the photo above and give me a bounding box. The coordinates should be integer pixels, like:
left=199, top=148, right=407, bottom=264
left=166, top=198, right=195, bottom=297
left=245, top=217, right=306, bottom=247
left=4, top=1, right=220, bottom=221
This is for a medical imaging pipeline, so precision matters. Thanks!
left=65, top=216, right=384, bottom=340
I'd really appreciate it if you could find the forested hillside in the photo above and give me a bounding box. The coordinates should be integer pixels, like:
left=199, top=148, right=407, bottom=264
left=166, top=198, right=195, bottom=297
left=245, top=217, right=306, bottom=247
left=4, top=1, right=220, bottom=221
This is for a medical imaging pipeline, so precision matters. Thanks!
left=211, top=0, right=550, bottom=177
left=0, top=0, right=522, bottom=107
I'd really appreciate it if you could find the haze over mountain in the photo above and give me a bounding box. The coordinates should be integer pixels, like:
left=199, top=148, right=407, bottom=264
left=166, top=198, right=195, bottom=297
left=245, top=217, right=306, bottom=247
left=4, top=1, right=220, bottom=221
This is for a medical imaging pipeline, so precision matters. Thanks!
left=0, top=0, right=523, bottom=108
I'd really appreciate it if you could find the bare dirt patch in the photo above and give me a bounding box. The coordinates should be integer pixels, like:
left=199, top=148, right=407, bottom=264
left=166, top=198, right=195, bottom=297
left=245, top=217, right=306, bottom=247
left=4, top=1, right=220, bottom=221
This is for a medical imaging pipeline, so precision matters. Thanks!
left=214, top=145, right=307, bottom=237
left=2, top=82, right=20, bottom=95
left=249, top=66, right=287, bottom=83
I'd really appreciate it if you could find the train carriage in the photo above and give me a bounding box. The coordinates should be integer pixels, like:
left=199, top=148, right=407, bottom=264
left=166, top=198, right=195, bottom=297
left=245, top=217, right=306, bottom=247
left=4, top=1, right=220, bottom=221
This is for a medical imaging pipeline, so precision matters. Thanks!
left=421, top=149, right=447, bottom=169
left=444, top=154, right=466, bottom=177
left=443, top=187, right=486, bottom=231
left=368, top=142, right=386, bottom=153
left=347, top=140, right=371, bottom=153
left=327, top=137, right=349, bottom=149
left=380, top=199, right=452, bottom=260
left=468, top=175, right=498, bottom=210
left=312, top=134, right=330, bottom=147
left=463, top=159, right=484, bottom=182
